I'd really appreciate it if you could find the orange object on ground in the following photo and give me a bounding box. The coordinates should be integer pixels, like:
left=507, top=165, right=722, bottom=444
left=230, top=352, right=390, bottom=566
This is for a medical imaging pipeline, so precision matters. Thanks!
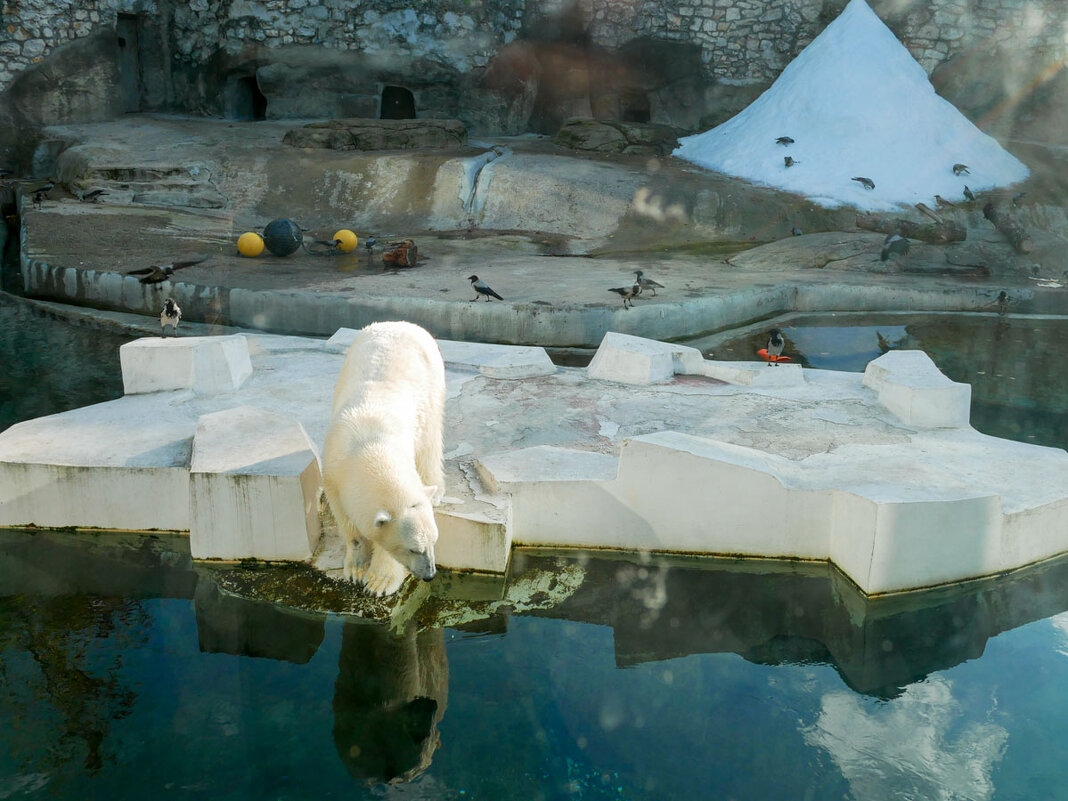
left=757, top=348, right=793, bottom=363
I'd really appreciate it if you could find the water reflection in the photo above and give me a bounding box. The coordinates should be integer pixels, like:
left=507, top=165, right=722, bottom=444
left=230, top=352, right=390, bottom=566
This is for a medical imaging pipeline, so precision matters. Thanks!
left=3, top=530, right=1068, bottom=797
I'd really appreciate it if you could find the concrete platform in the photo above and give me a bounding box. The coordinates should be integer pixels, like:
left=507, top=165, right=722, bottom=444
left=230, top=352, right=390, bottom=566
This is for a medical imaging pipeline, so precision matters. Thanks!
left=1, top=328, right=1066, bottom=595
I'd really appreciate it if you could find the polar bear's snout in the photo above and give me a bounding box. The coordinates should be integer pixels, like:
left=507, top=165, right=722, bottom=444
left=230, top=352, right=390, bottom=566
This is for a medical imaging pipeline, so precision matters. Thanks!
left=408, top=549, right=437, bottom=582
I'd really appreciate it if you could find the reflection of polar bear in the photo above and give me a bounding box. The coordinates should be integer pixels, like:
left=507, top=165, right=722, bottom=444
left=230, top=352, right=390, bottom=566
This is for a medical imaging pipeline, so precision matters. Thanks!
left=323, top=322, right=445, bottom=596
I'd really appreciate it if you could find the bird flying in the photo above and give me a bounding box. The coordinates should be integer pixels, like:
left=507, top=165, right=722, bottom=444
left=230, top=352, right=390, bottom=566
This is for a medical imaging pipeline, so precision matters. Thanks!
left=126, top=257, right=208, bottom=285
left=880, top=232, right=910, bottom=262
left=775, top=136, right=794, bottom=145
left=634, top=270, right=664, bottom=296
left=160, top=298, right=182, bottom=337
left=784, top=156, right=799, bottom=167
left=952, top=163, right=970, bottom=176
left=468, top=275, right=504, bottom=301
left=852, top=177, right=875, bottom=190
left=608, top=284, right=641, bottom=309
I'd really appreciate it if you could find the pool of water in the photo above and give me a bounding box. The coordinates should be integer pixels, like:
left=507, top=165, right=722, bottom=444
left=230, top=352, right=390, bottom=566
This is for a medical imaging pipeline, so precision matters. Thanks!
left=710, top=312, right=1068, bottom=451
left=0, top=295, right=134, bottom=432
left=3, top=532, right=1068, bottom=800
left=4, top=305, right=1068, bottom=799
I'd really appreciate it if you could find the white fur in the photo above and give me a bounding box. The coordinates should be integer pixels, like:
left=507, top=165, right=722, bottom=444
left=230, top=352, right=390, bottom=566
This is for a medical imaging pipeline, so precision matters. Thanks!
left=322, top=322, right=446, bottom=596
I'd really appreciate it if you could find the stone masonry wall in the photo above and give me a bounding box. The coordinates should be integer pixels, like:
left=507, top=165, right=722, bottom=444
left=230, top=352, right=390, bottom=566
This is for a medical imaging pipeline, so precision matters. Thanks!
left=1, top=0, right=1065, bottom=93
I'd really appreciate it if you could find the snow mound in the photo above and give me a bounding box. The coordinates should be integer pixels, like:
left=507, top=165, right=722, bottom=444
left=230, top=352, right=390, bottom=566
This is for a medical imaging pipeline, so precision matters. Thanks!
left=672, top=0, right=1028, bottom=212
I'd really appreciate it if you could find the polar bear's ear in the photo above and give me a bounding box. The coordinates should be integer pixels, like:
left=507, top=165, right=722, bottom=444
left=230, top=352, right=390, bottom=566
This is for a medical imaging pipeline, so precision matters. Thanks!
left=374, top=510, right=392, bottom=527
left=423, top=485, right=438, bottom=500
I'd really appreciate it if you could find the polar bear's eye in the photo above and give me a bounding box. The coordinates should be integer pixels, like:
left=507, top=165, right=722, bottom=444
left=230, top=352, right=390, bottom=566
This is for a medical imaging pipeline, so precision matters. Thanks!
left=408, top=548, right=422, bottom=555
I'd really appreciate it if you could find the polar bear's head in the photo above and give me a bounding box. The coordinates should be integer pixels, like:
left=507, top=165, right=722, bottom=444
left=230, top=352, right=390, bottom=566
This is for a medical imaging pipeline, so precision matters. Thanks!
left=373, top=485, right=439, bottom=582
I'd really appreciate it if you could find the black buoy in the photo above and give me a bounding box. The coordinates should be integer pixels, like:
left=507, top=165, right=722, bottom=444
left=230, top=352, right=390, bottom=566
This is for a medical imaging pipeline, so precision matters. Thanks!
left=263, top=218, right=303, bottom=256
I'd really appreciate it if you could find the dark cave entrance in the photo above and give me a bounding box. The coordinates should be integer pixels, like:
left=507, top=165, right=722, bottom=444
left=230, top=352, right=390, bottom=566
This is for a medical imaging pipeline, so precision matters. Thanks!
left=227, top=75, right=267, bottom=120
left=620, top=88, right=651, bottom=123
left=380, top=85, right=416, bottom=119
left=116, top=13, right=142, bottom=113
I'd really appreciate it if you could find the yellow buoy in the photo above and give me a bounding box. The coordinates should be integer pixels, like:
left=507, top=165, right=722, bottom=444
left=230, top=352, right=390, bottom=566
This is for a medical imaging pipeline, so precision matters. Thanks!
left=333, top=229, right=358, bottom=252
left=237, top=231, right=265, bottom=257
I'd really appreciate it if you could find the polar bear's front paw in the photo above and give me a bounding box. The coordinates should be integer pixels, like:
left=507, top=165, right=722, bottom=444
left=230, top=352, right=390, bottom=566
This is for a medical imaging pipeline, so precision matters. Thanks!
left=356, top=547, right=409, bottom=596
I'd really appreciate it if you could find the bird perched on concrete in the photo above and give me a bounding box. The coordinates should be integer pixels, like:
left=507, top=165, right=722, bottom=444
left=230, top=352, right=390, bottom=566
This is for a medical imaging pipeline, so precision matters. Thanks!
left=31, top=191, right=45, bottom=210
left=79, top=189, right=108, bottom=203
left=160, top=298, right=182, bottom=337
left=784, top=156, right=799, bottom=167
left=364, top=235, right=376, bottom=260
left=776, top=136, right=794, bottom=145
left=30, top=180, right=54, bottom=195
left=608, top=284, right=641, bottom=309
left=126, top=257, right=207, bottom=285
left=766, top=328, right=785, bottom=366
left=963, top=186, right=976, bottom=202
left=634, top=270, right=664, bottom=296
left=468, top=275, right=504, bottom=301
left=934, top=194, right=956, bottom=209
left=880, top=232, right=911, bottom=262
left=852, top=177, right=875, bottom=190
left=952, top=163, right=970, bottom=176
left=791, top=227, right=803, bottom=236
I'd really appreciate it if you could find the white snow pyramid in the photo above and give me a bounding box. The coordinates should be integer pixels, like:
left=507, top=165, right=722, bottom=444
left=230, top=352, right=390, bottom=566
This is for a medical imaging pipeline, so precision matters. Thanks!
left=673, top=0, right=1029, bottom=212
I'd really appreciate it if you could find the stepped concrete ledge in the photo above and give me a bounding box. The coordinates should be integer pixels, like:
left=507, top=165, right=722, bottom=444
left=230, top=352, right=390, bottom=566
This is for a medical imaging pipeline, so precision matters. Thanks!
left=862, top=350, right=972, bottom=428
left=1, top=328, right=1067, bottom=595
left=189, top=406, right=322, bottom=561
left=121, top=335, right=253, bottom=395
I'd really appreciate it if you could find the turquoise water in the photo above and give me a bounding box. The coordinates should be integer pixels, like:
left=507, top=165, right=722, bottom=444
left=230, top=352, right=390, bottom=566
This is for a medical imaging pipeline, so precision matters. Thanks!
left=3, top=305, right=1068, bottom=799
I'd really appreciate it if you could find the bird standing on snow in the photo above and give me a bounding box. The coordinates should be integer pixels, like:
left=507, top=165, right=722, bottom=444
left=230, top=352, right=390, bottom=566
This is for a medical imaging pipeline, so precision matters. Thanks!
left=468, top=275, right=504, bottom=301
left=963, top=186, right=976, bottom=202
left=609, top=284, right=641, bottom=309
left=852, top=177, right=875, bottom=190
left=160, top=298, right=182, bottom=337
left=934, top=194, right=956, bottom=209
left=784, top=156, right=799, bottom=168
left=766, top=329, right=785, bottom=366
left=634, top=270, right=664, bottom=296
left=880, top=232, right=911, bottom=262
left=776, top=136, right=794, bottom=146
left=126, top=257, right=207, bottom=285
left=952, top=163, right=970, bottom=176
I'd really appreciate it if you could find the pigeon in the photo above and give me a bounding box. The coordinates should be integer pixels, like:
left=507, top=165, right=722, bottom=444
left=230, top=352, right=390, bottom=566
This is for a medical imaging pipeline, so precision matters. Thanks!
left=766, top=328, right=785, bottom=366
left=126, top=257, right=208, bottom=285
left=880, top=232, right=911, bottom=262
left=608, top=284, right=641, bottom=309
left=852, top=177, right=875, bottom=190
left=784, top=156, right=799, bottom=167
left=634, top=270, right=664, bottom=296
left=934, top=194, right=956, bottom=209
left=775, top=136, right=794, bottom=145
left=79, top=189, right=108, bottom=202
left=952, top=163, right=970, bottom=176
left=468, top=274, right=504, bottom=301
left=160, top=298, right=182, bottom=337
left=963, top=186, right=976, bottom=202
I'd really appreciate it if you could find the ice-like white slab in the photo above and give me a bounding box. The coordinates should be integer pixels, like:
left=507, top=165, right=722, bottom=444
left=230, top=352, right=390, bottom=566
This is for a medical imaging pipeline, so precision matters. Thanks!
left=189, top=406, right=321, bottom=561
left=121, top=335, right=253, bottom=395
left=586, top=331, right=705, bottom=385
left=435, top=509, right=511, bottom=574
left=862, top=350, right=971, bottom=428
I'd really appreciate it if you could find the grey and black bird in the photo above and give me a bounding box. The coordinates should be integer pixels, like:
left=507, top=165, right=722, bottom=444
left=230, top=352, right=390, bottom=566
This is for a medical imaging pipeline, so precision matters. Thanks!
left=791, top=226, right=803, bottom=236
left=79, top=188, right=108, bottom=202
left=609, top=283, right=641, bottom=309
left=766, top=328, right=785, bottom=366
left=30, top=180, right=55, bottom=195
left=776, top=136, right=794, bottom=146
left=468, top=274, right=504, bottom=301
left=784, top=156, right=799, bottom=167
left=126, top=257, right=207, bottom=285
left=160, top=298, right=182, bottom=337
left=934, top=194, right=956, bottom=209
left=365, top=235, right=376, bottom=256
left=963, top=185, right=976, bottom=202
left=31, top=191, right=45, bottom=210
left=952, top=163, right=970, bottom=176
left=880, top=232, right=911, bottom=262
left=634, top=270, right=664, bottom=296
left=852, top=176, right=875, bottom=190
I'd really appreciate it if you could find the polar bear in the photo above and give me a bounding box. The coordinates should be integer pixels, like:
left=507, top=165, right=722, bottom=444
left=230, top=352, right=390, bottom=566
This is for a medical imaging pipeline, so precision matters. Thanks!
left=323, top=322, right=446, bottom=596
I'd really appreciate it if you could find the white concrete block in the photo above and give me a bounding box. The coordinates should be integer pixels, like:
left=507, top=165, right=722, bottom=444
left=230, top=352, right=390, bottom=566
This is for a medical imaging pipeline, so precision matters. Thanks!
left=434, top=509, right=512, bottom=573
left=189, top=406, right=322, bottom=561
left=586, top=332, right=704, bottom=385
left=325, top=327, right=358, bottom=353
left=862, top=350, right=971, bottom=428
left=475, top=445, right=618, bottom=493
left=121, top=335, right=253, bottom=395
left=698, top=359, right=805, bottom=387
left=438, top=339, right=556, bottom=379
